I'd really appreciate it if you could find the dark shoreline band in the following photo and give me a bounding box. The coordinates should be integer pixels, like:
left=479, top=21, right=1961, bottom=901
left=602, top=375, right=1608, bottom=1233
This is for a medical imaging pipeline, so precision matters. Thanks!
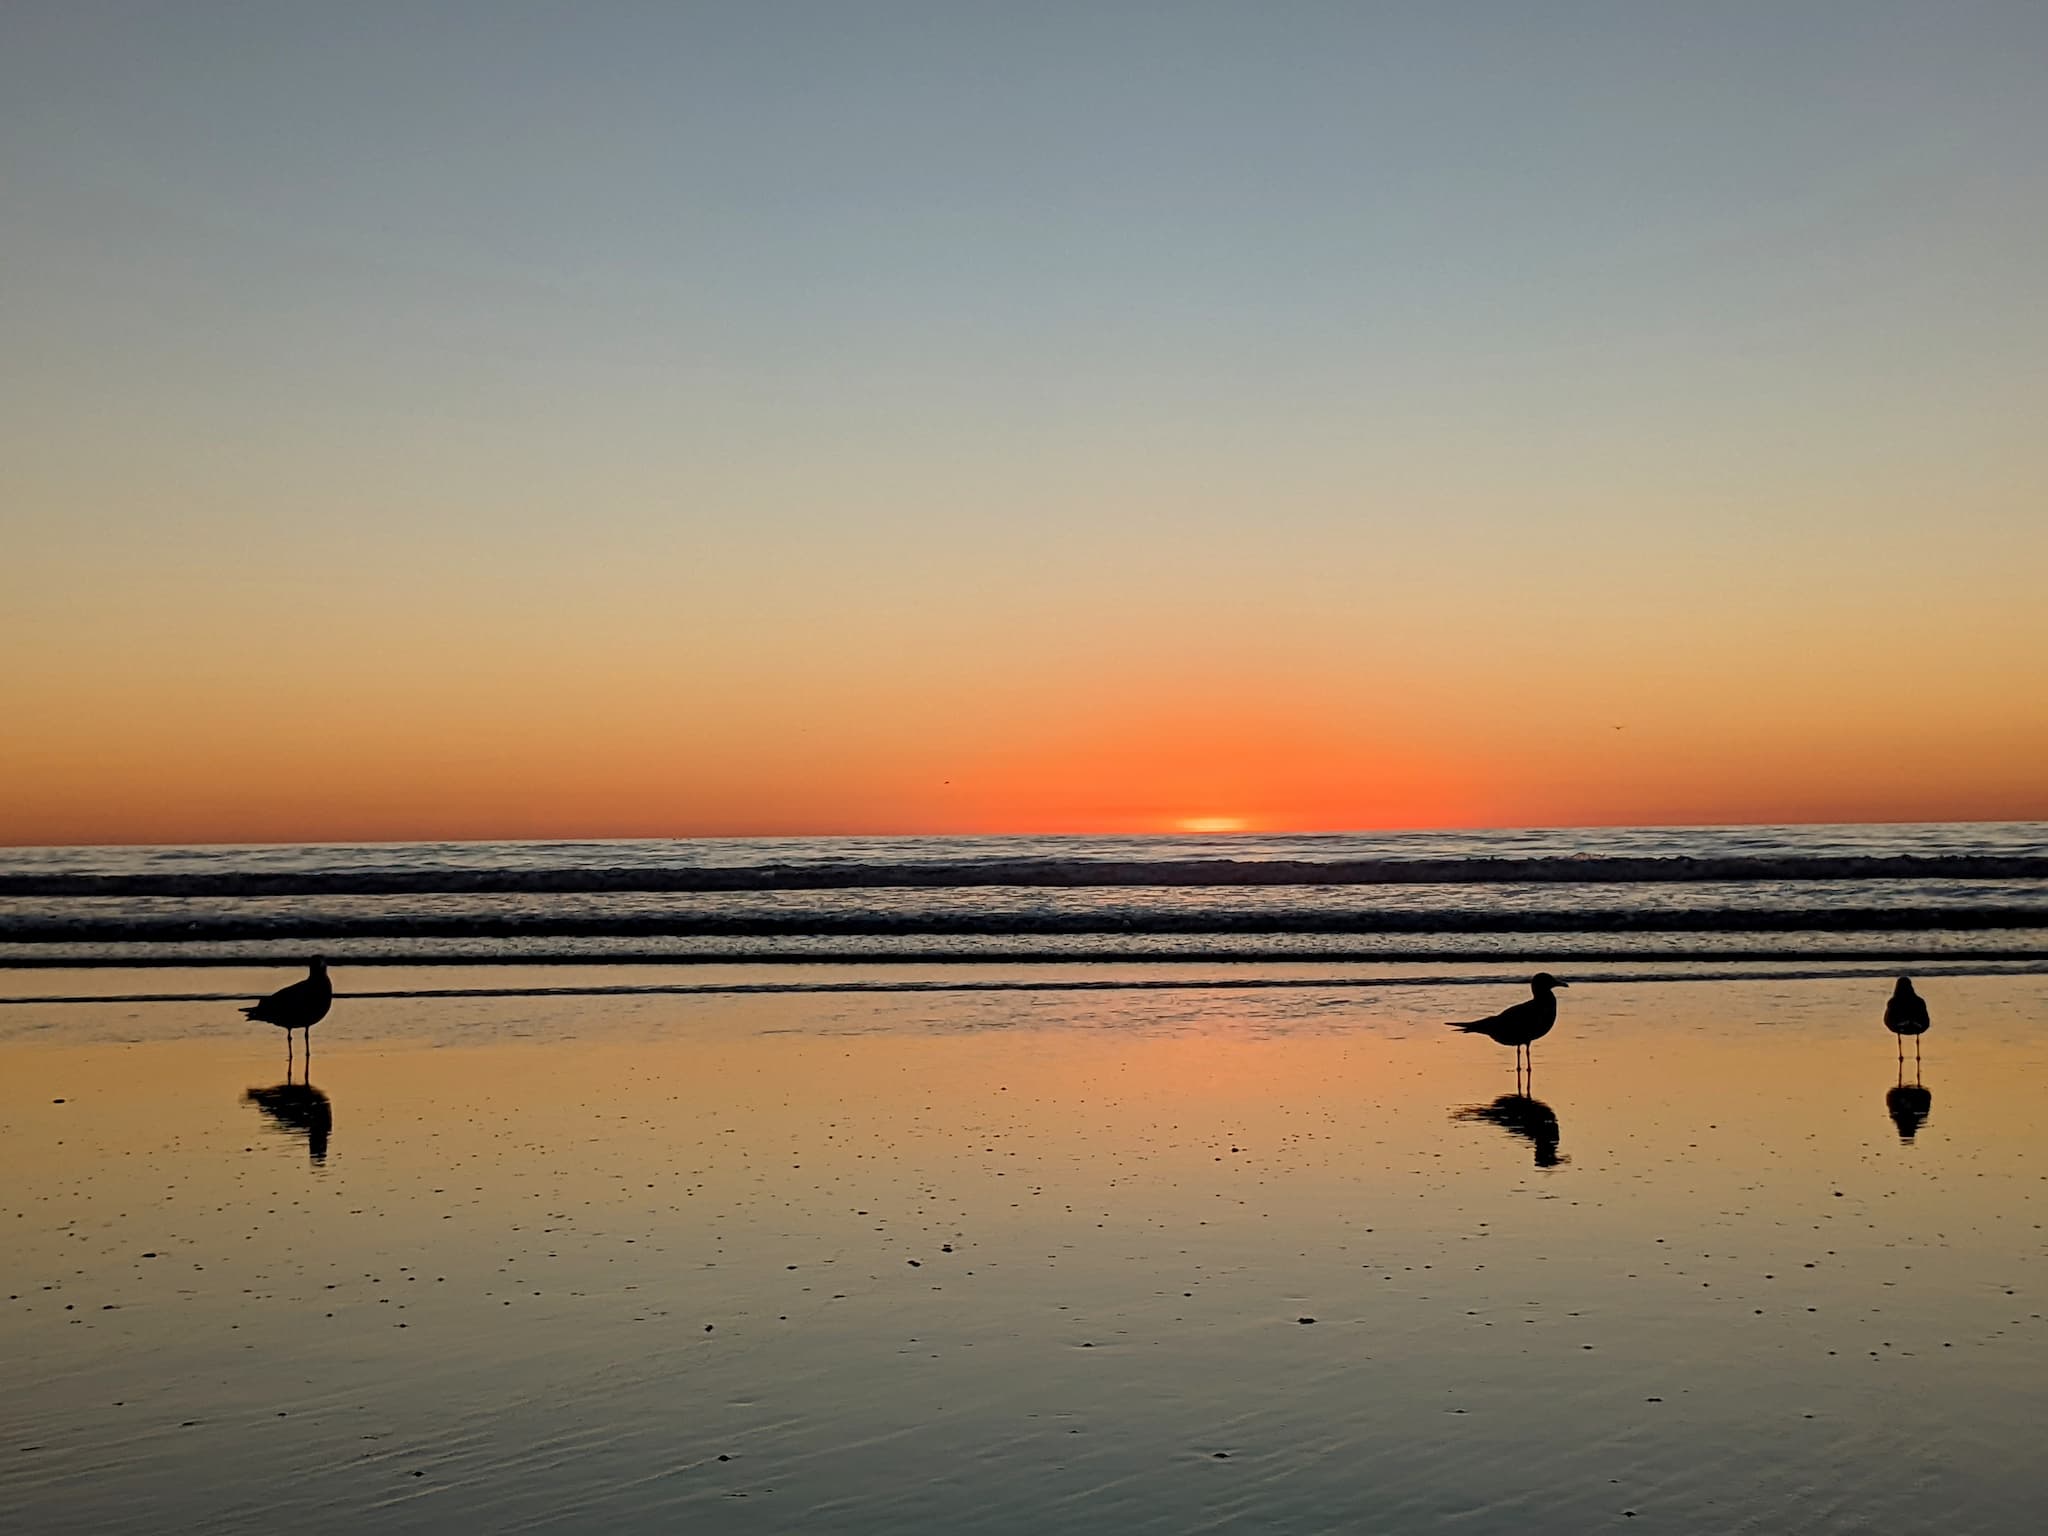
left=4, top=904, right=2046, bottom=944
left=5, top=852, right=2046, bottom=899
left=2, top=940, right=2045, bottom=969
left=7, top=958, right=2048, bottom=1006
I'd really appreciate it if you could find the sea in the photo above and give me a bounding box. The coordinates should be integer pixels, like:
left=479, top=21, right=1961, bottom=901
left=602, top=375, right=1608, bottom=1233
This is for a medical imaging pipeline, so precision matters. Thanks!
left=3, top=821, right=2045, bottom=981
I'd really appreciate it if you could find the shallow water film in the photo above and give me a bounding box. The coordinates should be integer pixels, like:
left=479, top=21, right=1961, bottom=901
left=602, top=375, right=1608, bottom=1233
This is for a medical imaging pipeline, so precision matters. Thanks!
left=4, top=971, right=2045, bottom=1533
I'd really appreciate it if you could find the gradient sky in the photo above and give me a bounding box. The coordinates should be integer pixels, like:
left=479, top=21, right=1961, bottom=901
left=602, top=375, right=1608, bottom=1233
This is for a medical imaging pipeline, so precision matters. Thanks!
left=4, top=3, right=2045, bottom=844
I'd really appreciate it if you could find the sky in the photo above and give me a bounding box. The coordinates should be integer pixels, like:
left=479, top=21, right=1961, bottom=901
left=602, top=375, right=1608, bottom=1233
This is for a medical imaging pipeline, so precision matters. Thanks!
left=3, top=3, right=2045, bottom=845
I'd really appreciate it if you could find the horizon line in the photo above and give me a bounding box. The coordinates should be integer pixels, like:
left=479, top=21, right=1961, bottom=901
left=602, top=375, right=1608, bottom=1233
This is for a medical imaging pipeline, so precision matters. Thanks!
left=4, top=812, right=2042, bottom=854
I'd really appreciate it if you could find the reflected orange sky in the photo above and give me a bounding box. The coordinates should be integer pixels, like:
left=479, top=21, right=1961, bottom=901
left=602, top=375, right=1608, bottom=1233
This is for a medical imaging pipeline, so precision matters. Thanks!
left=10, top=971, right=2048, bottom=1533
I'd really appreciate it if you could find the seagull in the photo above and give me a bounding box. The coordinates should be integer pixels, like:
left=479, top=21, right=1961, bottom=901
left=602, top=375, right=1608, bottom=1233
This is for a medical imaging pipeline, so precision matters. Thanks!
left=1447, top=973, right=1568, bottom=1076
left=242, top=958, right=332, bottom=1064
left=1883, top=976, right=1930, bottom=1064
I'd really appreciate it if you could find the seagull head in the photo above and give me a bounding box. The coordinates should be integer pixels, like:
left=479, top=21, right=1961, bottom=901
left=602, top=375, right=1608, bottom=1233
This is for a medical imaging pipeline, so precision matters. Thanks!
left=1893, top=975, right=1916, bottom=994
left=1531, top=973, right=1567, bottom=992
left=309, top=956, right=328, bottom=975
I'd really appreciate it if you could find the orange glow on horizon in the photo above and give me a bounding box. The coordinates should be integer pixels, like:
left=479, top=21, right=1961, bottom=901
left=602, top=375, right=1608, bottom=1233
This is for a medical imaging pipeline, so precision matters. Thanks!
left=3, top=691, right=2046, bottom=846
left=1176, top=816, right=1252, bottom=834
left=3, top=627, right=2045, bottom=845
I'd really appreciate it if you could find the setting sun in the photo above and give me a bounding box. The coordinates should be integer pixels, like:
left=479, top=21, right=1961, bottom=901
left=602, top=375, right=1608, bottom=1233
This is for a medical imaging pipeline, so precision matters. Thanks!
left=1177, top=816, right=1251, bottom=834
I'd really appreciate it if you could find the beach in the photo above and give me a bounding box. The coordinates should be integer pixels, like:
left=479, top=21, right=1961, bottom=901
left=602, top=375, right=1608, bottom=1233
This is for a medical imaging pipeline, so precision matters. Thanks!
left=10, top=4, right=2048, bottom=1528
left=6, top=967, right=2045, bottom=1533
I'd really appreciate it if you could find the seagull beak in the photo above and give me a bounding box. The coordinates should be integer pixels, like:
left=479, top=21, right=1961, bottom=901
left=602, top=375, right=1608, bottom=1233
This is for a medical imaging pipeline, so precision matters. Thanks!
left=1554, top=980, right=1570, bottom=988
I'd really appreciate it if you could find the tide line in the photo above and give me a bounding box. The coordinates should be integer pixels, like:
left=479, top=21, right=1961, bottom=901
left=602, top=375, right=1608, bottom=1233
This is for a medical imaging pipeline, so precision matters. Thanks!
left=6, top=959, right=2046, bottom=1006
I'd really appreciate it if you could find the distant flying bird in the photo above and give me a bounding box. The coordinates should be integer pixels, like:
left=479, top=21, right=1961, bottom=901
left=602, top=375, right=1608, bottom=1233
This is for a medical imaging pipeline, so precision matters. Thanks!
left=242, top=959, right=332, bottom=1059
left=1447, top=973, right=1569, bottom=1073
left=1883, top=976, right=1930, bottom=1063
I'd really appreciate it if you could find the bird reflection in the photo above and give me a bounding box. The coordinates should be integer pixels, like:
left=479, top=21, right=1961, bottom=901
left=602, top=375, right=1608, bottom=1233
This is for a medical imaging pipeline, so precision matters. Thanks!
left=243, top=1079, right=333, bottom=1165
left=1454, top=1093, right=1566, bottom=1168
left=1885, top=1062, right=1932, bottom=1145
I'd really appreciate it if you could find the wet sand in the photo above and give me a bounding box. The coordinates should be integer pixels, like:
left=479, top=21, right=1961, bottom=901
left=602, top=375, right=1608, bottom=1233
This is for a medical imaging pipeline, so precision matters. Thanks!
left=4, top=971, right=2046, bottom=1533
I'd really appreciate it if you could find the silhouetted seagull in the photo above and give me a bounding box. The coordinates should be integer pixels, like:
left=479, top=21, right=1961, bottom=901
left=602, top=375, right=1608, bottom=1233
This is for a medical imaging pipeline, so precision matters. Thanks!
left=1447, top=973, right=1568, bottom=1075
left=242, top=958, right=332, bottom=1063
left=1883, top=976, right=1930, bottom=1064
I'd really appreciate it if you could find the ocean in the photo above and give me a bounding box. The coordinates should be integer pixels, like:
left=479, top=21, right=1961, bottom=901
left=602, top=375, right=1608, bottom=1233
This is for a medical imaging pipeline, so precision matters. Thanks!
left=3, top=821, right=2045, bottom=980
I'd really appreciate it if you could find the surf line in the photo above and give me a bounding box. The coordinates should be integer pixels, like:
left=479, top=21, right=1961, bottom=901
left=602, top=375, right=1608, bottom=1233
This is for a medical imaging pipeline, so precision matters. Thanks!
left=6, top=944, right=2048, bottom=969
left=6, top=960, right=2047, bottom=1007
